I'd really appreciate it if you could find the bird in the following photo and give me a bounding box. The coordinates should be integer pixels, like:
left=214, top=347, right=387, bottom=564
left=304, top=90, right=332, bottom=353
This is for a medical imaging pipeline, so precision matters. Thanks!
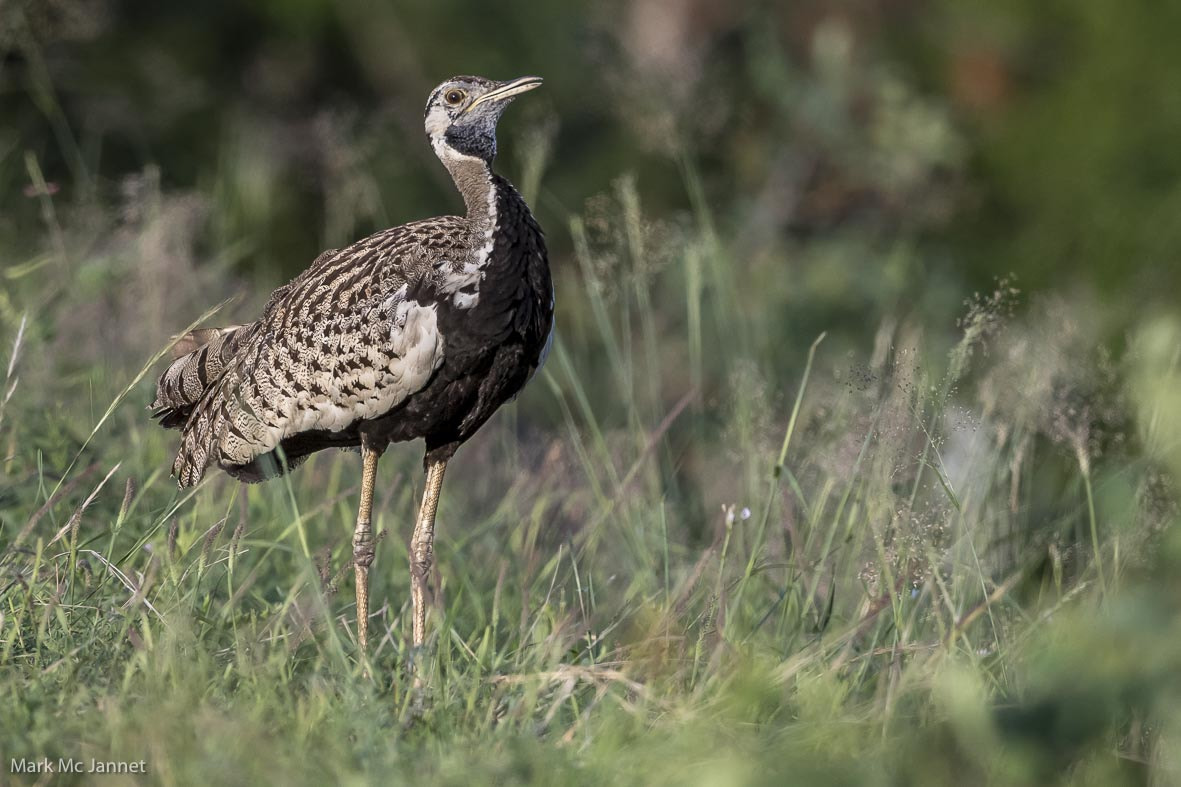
left=150, top=75, right=554, bottom=659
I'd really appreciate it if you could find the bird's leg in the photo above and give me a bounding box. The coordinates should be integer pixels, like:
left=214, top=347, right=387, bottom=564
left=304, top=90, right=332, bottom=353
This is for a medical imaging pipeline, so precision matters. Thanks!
left=353, top=437, right=383, bottom=654
left=409, top=459, right=448, bottom=648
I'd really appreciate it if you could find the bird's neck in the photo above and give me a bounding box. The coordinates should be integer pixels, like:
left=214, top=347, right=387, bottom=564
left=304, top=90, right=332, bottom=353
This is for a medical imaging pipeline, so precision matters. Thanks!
left=439, top=150, right=499, bottom=229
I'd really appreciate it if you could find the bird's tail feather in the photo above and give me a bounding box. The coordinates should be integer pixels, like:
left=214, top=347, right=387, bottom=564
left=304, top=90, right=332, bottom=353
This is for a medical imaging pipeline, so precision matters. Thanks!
left=172, top=380, right=300, bottom=489
left=150, top=324, right=254, bottom=487
left=151, top=325, right=245, bottom=426
left=171, top=390, right=225, bottom=487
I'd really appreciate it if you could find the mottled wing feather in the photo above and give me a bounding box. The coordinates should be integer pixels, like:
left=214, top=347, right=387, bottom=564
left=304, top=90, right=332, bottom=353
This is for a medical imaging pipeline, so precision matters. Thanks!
left=170, top=218, right=469, bottom=486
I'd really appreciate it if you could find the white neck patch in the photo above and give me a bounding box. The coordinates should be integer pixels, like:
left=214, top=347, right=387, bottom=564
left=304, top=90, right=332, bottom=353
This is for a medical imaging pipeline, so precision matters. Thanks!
left=430, top=136, right=483, bottom=168
left=426, top=107, right=500, bottom=311
left=425, top=104, right=452, bottom=139
left=447, top=177, right=497, bottom=310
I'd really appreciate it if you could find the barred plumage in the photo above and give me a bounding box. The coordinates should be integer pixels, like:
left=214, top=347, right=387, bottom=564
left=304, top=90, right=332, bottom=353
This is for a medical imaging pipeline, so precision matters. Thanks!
left=154, top=220, right=460, bottom=485
left=153, top=325, right=246, bottom=426
left=151, top=75, right=553, bottom=656
left=154, top=85, right=552, bottom=490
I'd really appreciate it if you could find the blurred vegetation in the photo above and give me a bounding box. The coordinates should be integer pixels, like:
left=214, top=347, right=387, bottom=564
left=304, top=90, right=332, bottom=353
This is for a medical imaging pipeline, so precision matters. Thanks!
left=4, top=0, right=1178, bottom=343
left=1, top=0, right=1180, bottom=785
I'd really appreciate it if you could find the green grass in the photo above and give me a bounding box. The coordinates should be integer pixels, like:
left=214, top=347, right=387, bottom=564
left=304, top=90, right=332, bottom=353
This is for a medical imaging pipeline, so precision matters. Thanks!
left=3, top=156, right=1181, bottom=787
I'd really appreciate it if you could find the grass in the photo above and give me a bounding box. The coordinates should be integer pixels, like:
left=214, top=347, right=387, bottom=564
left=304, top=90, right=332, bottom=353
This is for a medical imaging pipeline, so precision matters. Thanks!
left=3, top=144, right=1181, bottom=787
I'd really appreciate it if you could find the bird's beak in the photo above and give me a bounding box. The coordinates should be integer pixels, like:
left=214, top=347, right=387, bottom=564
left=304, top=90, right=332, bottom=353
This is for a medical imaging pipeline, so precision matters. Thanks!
left=465, top=76, right=543, bottom=113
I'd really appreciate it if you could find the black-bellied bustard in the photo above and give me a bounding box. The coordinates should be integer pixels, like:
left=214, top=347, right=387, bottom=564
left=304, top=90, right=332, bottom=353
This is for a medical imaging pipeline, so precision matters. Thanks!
left=151, top=75, right=553, bottom=661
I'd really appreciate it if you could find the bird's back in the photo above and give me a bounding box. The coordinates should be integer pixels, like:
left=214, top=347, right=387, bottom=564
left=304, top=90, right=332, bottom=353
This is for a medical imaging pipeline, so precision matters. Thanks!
left=154, top=216, right=473, bottom=485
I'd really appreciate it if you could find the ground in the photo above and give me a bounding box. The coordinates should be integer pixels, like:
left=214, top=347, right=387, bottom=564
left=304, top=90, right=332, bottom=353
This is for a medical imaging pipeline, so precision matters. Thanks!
left=2, top=180, right=1181, bottom=785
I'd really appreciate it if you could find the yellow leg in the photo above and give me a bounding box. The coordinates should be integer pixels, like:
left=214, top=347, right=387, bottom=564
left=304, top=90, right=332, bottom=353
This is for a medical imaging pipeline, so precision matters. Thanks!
left=353, top=439, right=382, bottom=654
left=410, top=459, right=447, bottom=648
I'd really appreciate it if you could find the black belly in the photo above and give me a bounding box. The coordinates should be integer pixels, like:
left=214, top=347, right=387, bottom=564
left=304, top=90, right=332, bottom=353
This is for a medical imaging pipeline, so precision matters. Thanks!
left=224, top=177, right=553, bottom=482
left=224, top=281, right=552, bottom=481
left=224, top=337, right=540, bottom=483
left=362, top=338, right=537, bottom=460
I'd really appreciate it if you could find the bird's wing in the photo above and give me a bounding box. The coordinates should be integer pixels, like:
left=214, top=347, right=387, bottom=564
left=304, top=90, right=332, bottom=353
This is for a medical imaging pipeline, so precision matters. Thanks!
left=174, top=218, right=469, bottom=481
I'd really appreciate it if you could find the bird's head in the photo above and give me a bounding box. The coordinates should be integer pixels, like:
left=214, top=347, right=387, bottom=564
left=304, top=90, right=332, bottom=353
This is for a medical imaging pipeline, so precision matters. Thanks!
left=424, top=75, right=543, bottom=165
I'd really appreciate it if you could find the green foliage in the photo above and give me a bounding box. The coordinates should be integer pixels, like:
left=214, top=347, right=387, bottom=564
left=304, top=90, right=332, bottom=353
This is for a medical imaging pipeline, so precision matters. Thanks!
left=2, top=165, right=1179, bottom=782
left=1, top=1, right=1180, bottom=784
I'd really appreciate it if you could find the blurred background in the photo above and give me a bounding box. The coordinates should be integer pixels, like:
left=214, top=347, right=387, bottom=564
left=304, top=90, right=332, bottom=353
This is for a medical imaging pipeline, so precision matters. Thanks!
left=3, top=1, right=1181, bottom=784
left=3, top=0, right=1178, bottom=348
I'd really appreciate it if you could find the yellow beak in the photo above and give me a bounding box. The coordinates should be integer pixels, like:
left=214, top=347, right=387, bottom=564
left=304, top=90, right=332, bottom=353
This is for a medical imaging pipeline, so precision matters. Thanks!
left=464, top=76, right=544, bottom=113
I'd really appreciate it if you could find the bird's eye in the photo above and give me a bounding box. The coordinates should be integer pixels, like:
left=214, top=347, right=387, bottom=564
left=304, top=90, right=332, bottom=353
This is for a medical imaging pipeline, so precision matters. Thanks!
left=444, top=89, right=466, bottom=105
